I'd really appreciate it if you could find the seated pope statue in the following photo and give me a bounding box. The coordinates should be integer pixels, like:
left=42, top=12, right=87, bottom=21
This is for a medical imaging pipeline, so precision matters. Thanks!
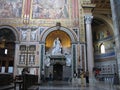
left=52, top=37, right=62, bottom=55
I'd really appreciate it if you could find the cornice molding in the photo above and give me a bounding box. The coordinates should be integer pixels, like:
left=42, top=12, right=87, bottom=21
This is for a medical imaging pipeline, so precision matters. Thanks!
left=82, top=3, right=96, bottom=15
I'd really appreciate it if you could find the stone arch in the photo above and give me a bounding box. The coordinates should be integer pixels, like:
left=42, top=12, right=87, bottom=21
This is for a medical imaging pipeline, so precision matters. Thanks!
left=40, top=26, right=77, bottom=80
left=0, top=25, right=19, bottom=73
left=0, top=25, right=19, bottom=42
left=40, top=26, right=77, bottom=43
left=93, top=14, right=114, bottom=32
left=92, top=14, right=114, bottom=42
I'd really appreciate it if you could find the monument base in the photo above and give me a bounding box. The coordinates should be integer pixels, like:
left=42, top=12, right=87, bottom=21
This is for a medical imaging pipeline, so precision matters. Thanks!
left=50, top=55, right=66, bottom=65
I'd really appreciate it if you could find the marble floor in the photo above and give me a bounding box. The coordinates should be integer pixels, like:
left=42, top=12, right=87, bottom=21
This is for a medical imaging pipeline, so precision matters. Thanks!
left=10, top=80, right=120, bottom=90
left=38, top=81, right=120, bottom=90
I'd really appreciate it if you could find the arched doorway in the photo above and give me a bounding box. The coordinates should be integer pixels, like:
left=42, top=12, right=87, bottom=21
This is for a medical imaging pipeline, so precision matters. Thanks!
left=0, top=27, right=16, bottom=73
left=53, top=63, right=63, bottom=80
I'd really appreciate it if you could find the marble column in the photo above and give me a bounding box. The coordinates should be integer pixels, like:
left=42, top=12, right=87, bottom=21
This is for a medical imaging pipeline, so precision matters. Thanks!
left=85, top=15, right=94, bottom=83
left=110, top=0, right=120, bottom=84
left=13, top=41, right=20, bottom=78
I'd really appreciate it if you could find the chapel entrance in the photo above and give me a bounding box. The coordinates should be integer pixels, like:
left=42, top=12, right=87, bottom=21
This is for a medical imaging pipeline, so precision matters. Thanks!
left=0, top=28, right=16, bottom=73
left=53, top=63, right=63, bottom=80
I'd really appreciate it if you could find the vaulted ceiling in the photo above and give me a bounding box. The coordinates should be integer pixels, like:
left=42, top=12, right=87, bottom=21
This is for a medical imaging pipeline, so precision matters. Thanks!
left=91, top=0, right=112, bottom=27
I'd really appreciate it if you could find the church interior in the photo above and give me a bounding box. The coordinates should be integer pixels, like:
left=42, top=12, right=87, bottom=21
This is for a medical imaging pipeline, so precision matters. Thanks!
left=0, top=0, right=120, bottom=90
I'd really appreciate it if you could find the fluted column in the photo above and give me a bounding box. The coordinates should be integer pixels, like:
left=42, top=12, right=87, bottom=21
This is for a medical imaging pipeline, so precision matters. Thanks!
left=85, top=15, right=94, bottom=83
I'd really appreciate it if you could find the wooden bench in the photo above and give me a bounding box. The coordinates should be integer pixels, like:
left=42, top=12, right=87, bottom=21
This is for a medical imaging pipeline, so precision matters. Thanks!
left=22, top=74, right=38, bottom=90
left=27, top=85, right=39, bottom=90
left=14, top=75, right=23, bottom=90
left=0, top=73, right=14, bottom=90
left=0, top=84, right=14, bottom=90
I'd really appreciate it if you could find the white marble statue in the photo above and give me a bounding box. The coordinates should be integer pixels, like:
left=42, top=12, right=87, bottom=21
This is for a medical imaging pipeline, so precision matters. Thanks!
left=21, top=30, right=27, bottom=40
left=31, top=30, right=37, bottom=40
left=65, top=54, right=71, bottom=66
left=44, top=56, right=50, bottom=67
left=52, top=37, right=62, bottom=55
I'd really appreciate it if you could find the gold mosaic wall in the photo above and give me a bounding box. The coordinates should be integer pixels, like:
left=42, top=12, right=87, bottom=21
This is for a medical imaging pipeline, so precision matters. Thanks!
left=0, top=0, right=91, bottom=42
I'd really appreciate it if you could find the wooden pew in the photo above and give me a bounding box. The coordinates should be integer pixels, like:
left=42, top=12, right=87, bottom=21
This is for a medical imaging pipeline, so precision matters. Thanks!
left=14, top=75, right=23, bottom=90
left=0, top=73, right=14, bottom=90
left=22, top=74, right=39, bottom=90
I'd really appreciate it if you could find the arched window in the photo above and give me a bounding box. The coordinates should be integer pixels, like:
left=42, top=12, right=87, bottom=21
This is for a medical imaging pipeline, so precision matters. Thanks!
left=100, top=43, right=105, bottom=54
left=5, top=49, right=8, bottom=55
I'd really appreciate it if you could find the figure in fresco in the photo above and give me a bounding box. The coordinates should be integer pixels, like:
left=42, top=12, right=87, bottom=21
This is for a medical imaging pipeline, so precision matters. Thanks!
left=32, top=0, right=69, bottom=19
left=106, top=30, right=110, bottom=37
left=0, top=0, right=22, bottom=18
left=52, top=37, right=62, bottom=55
left=21, top=30, right=27, bottom=40
left=99, top=31, right=104, bottom=40
left=63, top=3, right=69, bottom=18
left=15, top=1, right=22, bottom=17
left=31, top=30, right=37, bottom=40
left=32, top=1, right=41, bottom=18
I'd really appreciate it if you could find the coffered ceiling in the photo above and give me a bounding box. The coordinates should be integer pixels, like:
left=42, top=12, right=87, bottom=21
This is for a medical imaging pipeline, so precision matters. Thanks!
left=91, top=0, right=111, bottom=14
left=91, top=0, right=112, bottom=26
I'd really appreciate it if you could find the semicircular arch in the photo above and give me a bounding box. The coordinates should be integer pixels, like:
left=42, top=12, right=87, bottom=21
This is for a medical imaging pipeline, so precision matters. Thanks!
left=40, top=26, right=78, bottom=43
left=93, top=14, right=114, bottom=32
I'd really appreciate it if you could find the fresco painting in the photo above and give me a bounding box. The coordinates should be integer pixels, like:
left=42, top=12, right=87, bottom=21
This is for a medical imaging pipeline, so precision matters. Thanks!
left=0, top=0, right=23, bottom=18
left=32, top=0, right=69, bottom=19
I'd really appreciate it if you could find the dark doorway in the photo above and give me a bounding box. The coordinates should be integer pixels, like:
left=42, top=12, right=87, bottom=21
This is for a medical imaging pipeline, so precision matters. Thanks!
left=0, top=28, right=15, bottom=73
left=53, top=63, right=63, bottom=80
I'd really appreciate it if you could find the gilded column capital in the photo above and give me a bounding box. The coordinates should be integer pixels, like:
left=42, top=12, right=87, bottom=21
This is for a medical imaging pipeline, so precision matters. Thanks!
left=84, top=15, right=93, bottom=24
